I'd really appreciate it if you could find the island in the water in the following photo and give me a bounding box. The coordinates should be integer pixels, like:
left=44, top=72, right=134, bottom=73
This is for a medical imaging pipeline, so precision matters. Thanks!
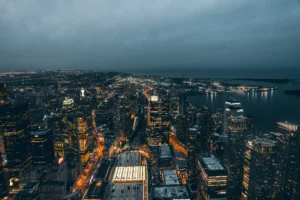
left=233, top=78, right=290, bottom=84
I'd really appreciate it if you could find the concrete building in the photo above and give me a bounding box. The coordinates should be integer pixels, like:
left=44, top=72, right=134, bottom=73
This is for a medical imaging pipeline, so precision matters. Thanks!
left=242, top=136, right=277, bottom=200
left=30, top=129, right=54, bottom=164
left=198, top=154, right=227, bottom=200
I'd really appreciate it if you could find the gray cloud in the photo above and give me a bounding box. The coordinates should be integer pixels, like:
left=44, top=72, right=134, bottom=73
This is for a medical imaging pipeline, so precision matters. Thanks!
left=0, top=0, right=300, bottom=71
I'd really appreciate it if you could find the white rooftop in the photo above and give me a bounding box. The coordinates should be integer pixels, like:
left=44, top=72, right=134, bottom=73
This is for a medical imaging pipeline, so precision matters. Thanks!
left=112, top=166, right=146, bottom=182
left=202, top=155, right=224, bottom=171
left=163, top=170, right=179, bottom=185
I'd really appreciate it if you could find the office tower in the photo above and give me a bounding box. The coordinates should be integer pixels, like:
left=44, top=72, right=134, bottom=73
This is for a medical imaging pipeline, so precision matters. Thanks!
left=223, top=98, right=248, bottom=199
left=179, top=92, right=186, bottom=116
left=170, top=95, right=179, bottom=117
left=242, top=136, right=278, bottom=200
left=1, top=104, right=32, bottom=177
left=176, top=116, right=187, bottom=145
left=198, top=154, right=227, bottom=199
left=54, top=136, right=65, bottom=159
left=224, top=98, right=247, bottom=134
left=0, top=152, right=6, bottom=198
left=39, top=181, right=67, bottom=200
left=187, top=126, right=200, bottom=187
left=149, top=95, right=170, bottom=135
left=157, top=145, right=173, bottom=168
left=62, top=97, right=75, bottom=114
left=67, top=115, right=90, bottom=166
left=113, top=100, right=121, bottom=133
left=216, top=108, right=224, bottom=132
left=196, top=107, right=213, bottom=155
left=30, top=129, right=54, bottom=164
left=186, top=103, right=197, bottom=126
left=0, top=83, right=8, bottom=105
left=45, top=158, right=68, bottom=188
left=273, top=122, right=300, bottom=200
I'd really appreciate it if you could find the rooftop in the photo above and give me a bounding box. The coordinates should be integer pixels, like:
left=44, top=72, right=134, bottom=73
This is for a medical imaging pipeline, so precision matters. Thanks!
left=112, top=166, right=146, bottom=182
left=174, top=151, right=187, bottom=169
left=277, top=121, right=298, bottom=132
left=116, top=152, right=141, bottom=166
left=32, top=129, right=51, bottom=137
left=105, top=183, right=143, bottom=200
left=201, top=155, right=224, bottom=171
left=84, top=180, right=107, bottom=199
left=153, top=185, right=191, bottom=199
left=252, top=138, right=277, bottom=146
left=159, top=145, right=172, bottom=159
left=95, top=158, right=113, bottom=180
left=163, top=170, right=180, bottom=185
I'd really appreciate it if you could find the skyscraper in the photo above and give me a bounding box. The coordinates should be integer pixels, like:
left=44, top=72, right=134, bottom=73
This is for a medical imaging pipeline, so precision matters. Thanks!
left=1, top=104, right=32, bottom=178
left=30, top=129, right=54, bottom=164
left=198, top=154, right=227, bottom=199
left=274, top=122, right=300, bottom=200
left=0, top=152, right=6, bottom=198
left=67, top=115, right=90, bottom=166
left=223, top=98, right=248, bottom=199
left=149, top=95, right=170, bottom=135
left=176, top=116, right=187, bottom=145
left=196, top=107, right=213, bottom=155
left=187, top=126, right=200, bottom=187
left=242, top=136, right=278, bottom=200
left=0, top=83, right=8, bottom=105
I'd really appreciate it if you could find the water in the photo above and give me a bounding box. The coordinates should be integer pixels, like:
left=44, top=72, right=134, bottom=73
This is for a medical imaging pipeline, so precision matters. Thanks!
left=131, top=68, right=300, bottom=131
left=187, top=80, right=300, bottom=132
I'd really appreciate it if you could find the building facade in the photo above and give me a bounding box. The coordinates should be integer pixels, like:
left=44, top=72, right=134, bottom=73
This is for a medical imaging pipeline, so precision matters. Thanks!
left=242, top=136, right=278, bottom=200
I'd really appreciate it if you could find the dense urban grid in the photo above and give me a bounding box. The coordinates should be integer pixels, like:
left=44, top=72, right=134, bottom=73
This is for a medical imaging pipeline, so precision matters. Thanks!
left=0, top=70, right=299, bottom=200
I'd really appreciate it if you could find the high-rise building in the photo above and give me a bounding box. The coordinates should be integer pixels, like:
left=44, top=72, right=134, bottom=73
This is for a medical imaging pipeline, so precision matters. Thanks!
left=196, top=107, right=213, bottom=155
left=198, top=154, right=227, bottom=199
left=176, top=116, right=187, bottom=145
left=187, top=126, right=200, bottom=187
left=30, top=129, right=54, bottom=164
left=1, top=104, right=32, bottom=178
left=149, top=95, right=170, bottom=135
left=272, top=122, right=300, bottom=200
left=67, top=115, right=90, bottom=166
left=242, top=136, right=278, bottom=200
left=54, top=136, right=65, bottom=159
left=0, top=152, right=6, bottom=198
left=224, top=98, right=247, bottom=134
left=179, top=92, right=186, bottom=116
left=223, top=98, right=248, bottom=199
left=0, top=83, right=8, bottom=105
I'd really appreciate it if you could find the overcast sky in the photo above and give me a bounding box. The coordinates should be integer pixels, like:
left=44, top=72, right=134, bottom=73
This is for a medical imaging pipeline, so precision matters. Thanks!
left=0, top=0, right=300, bottom=71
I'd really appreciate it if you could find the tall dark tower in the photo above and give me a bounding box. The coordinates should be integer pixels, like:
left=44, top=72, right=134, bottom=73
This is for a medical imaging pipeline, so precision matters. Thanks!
left=275, top=122, right=300, bottom=200
left=0, top=83, right=8, bottom=105
left=30, top=129, right=54, bottom=164
left=223, top=98, right=248, bottom=199
left=187, top=126, right=200, bottom=188
left=196, top=107, right=213, bottom=155
left=176, top=116, right=187, bottom=145
left=0, top=152, right=6, bottom=198
left=242, top=136, right=278, bottom=199
left=67, top=115, right=90, bottom=166
left=1, top=104, right=32, bottom=178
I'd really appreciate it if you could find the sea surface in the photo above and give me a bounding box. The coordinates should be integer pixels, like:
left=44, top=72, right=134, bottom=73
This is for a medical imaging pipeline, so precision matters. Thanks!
left=187, top=80, right=300, bottom=132
left=131, top=68, right=300, bottom=132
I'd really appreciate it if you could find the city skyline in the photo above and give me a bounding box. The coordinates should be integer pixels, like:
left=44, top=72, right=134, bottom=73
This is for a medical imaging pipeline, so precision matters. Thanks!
left=1, top=1, right=300, bottom=199
left=0, top=71, right=299, bottom=199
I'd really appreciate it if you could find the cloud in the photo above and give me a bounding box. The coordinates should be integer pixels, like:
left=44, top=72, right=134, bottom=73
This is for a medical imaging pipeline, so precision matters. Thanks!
left=0, top=0, right=300, bottom=70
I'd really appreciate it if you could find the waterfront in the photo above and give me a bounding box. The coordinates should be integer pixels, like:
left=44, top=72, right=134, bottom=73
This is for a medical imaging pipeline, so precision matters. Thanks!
left=187, top=80, right=300, bottom=132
